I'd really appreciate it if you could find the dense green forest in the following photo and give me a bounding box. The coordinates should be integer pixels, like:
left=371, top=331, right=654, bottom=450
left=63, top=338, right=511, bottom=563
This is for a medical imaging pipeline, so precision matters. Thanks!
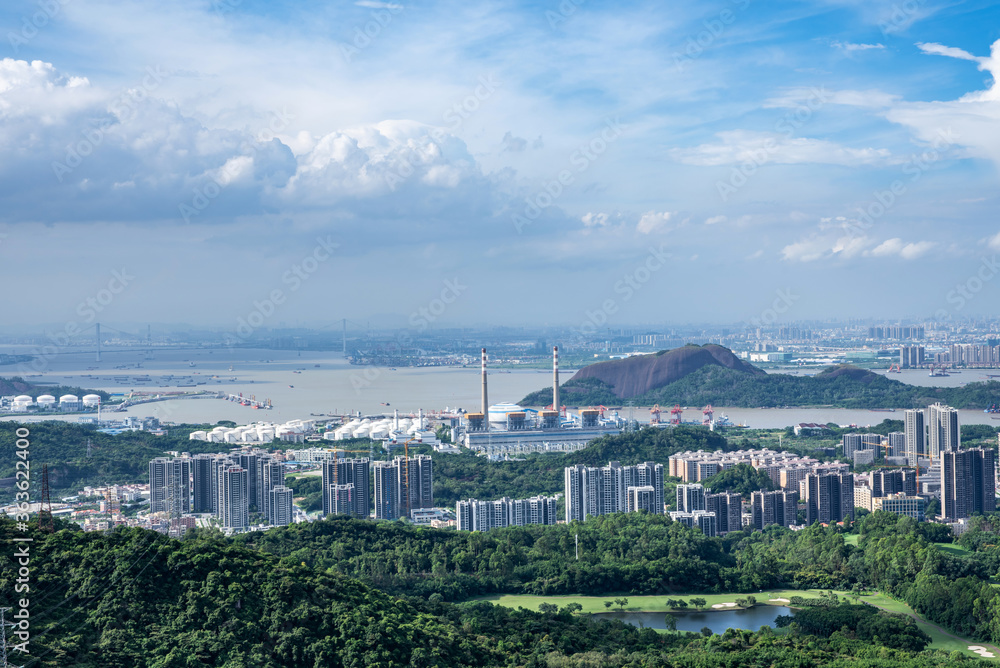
left=521, top=364, right=1000, bottom=409
left=1, top=517, right=994, bottom=667
left=239, top=509, right=1000, bottom=653
left=0, top=421, right=245, bottom=500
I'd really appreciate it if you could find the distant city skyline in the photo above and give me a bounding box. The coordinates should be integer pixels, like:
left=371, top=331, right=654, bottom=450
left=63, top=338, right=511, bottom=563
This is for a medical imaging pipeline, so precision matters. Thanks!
left=2, top=1, right=999, bottom=327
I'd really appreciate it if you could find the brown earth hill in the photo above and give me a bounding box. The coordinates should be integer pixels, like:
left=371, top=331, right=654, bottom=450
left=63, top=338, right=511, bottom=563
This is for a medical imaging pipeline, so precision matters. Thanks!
left=567, top=344, right=765, bottom=399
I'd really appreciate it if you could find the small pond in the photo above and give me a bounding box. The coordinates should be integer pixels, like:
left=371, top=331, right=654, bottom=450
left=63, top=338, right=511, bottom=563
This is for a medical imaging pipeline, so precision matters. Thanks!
left=591, top=605, right=792, bottom=634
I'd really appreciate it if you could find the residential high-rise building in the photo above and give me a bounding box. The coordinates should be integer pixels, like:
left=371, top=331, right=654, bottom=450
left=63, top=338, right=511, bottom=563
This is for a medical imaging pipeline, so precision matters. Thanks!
left=669, top=510, right=717, bottom=537
left=871, top=468, right=917, bottom=498
left=804, top=472, right=854, bottom=525
left=842, top=433, right=882, bottom=460
left=706, top=491, right=742, bottom=533
left=900, top=345, right=925, bottom=368
left=941, top=448, right=996, bottom=520
left=259, top=458, right=285, bottom=521
left=238, top=452, right=260, bottom=511
left=322, top=458, right=371, bottom=519
left=191, top=454, right=218, bottom=514
left=904, top=409, right=926, bottom=466
left=927, top=403, right=960, bottom=457
left=218, top=464, right=249, bottom=530
left=623, top=461, right=664, bottom=513
left=565, top=461, right=666, bottom=521
left=329, top=484, right=356, bottom=516
left=149, top=457, right=191, bottom=518
left=398, top=455, right=434, bottom=516
left=372, top=460, right=398, bottom=520
left=887, top=432, right=906, bottom=458
left=564, top=464, right=594, bottom=522
left=268, top=485, right=294, bottom=526
left=456, top=495, right=558, bottom=532
left=676, top=483, right=706, bottom=513
left=626, top=486, right=657, bottom=513
left=750, top=490, right=798, bottom=530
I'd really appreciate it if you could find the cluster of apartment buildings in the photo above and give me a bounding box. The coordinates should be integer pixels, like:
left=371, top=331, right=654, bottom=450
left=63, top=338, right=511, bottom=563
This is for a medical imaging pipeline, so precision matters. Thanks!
left=150, top=450, right=294, bottom=531
left=456, top=495, right=558, bottom=532
left=668, top=448, right=849, bottom=490
left=846, top=403, right=996, bottom=522
left=564, top=461, right=665, bottom=522
left=326, top=455, right=434, bottom=521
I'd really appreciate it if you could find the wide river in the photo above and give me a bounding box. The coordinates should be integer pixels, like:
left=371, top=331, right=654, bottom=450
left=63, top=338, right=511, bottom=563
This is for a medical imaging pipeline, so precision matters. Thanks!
left=3, top=346, right=999, bottom=428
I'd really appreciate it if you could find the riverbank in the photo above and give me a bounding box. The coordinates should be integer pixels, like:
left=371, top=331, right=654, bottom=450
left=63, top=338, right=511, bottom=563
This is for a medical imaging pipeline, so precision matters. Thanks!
left=482, top=589, right=998, bottom=660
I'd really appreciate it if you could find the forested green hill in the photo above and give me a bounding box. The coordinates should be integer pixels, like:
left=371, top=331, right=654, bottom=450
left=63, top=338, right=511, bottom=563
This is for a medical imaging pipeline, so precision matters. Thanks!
left=1, top=516, right=993, bottom=667
left=523, top=360, right=1000, bottom=409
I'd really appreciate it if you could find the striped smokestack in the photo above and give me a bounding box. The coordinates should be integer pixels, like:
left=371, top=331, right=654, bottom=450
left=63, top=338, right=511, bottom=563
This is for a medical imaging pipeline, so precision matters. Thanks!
left=481, top=348, right=488, bottom=416
left=553, top=346, right=560, bottom=415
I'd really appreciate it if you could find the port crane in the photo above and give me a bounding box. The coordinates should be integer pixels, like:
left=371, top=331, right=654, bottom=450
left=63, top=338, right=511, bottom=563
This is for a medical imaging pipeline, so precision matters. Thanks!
left=649, top=404, right=661, bottom=424
left=702, top=405, right=714, bottom=426
left=669, top=404, right=683, bottom=425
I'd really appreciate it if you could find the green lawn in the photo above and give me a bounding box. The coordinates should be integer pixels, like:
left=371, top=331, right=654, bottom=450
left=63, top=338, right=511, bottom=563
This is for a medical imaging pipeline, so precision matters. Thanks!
left=935, top=542, right=971, bottom=556
left=844, top=534, right=860, bottom=546
left=483, top=589, right=997, bottom=660
left=483, top=589, right=848, bottom=615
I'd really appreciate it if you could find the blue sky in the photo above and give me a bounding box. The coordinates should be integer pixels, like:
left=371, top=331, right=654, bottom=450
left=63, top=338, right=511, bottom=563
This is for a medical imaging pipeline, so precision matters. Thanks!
left=1, top=0, right=999, bottom=332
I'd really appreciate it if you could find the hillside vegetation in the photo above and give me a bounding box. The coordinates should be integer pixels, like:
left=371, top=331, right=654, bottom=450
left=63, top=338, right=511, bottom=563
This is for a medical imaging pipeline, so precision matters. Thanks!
left=522, top=346, right=1000, bottom=409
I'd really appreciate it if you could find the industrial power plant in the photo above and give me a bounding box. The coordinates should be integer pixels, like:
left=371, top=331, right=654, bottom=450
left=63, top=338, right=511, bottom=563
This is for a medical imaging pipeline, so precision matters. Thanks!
left=462, top=346, right=622, bottom=458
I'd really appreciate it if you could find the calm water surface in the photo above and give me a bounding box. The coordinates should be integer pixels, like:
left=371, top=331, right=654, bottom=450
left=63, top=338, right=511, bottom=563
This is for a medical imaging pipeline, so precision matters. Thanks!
left=592, top=605, right=792, bottom=633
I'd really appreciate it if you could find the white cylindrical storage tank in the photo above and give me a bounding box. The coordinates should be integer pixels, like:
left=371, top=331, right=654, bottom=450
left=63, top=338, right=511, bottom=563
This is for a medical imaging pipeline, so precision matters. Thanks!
left=12, top=395, right=33, bottom=412
left=370, top=426, right=389, bottom=440
left=488, top=402, right=523, bottom=426
left=59, top=394, right=81, bottom=411
left=36, top=395, right=56, bottom=409
left=353, top=426, right=370, bottom=438
left=189, top=431, right=207, bottom=441
left=82, top=394, right=102, bottom=408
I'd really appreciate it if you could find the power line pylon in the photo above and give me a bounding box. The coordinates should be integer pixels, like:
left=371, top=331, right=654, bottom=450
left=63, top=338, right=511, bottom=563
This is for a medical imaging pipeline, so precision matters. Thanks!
left=0, top=607, right=24, bottom=668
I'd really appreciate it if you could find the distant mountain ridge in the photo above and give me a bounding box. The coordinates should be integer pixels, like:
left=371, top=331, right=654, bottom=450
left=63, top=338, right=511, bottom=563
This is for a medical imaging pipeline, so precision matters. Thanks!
left=568, top=344, right=763, bottom=399
left=520, top=346, right=1000, bottom=409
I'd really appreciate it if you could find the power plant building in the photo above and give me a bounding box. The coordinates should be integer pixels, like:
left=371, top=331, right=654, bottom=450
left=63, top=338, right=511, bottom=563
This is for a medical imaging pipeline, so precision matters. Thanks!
left=463, top=347, right=621, bottom=457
